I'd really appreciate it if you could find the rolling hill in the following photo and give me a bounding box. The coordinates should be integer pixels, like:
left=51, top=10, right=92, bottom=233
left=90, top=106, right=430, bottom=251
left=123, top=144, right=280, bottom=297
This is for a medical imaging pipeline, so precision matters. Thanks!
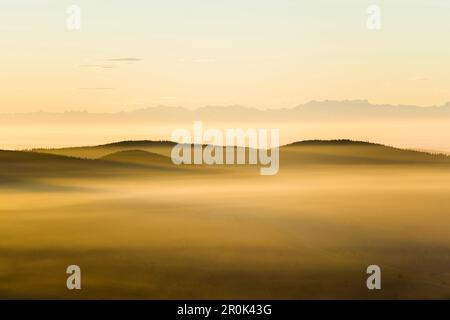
left=0, top=148, right=174, bottom=187
left=1, top=139, right=448, bottom=188
left=32, top=140, right=176, bottom=159
left=32, top=139, right=450, bottom=166
left=100, top=150, right=174, bottom=167
left=282, top=140, right=450, bottom=166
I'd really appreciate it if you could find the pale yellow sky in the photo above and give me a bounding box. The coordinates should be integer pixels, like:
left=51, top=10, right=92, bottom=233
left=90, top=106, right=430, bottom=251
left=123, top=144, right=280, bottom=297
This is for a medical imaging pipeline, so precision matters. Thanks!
left=1, top=0, right=450, bottom=112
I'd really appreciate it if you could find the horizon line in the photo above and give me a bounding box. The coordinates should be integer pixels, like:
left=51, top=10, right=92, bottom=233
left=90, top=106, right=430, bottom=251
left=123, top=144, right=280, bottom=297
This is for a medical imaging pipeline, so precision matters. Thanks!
left=2, top=99, right=450, bottom=115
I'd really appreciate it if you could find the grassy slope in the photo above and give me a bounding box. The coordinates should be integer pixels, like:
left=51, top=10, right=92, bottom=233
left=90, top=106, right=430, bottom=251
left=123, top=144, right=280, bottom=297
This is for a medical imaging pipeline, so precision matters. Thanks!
left=0, top=150, right=113, bottom=178
left=0, top=148, right=176, bottom=187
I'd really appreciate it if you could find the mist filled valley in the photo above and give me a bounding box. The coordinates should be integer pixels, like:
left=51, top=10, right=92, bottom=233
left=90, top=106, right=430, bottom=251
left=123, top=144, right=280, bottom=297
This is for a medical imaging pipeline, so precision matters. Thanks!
left=1, top=141, right=450, bottom=299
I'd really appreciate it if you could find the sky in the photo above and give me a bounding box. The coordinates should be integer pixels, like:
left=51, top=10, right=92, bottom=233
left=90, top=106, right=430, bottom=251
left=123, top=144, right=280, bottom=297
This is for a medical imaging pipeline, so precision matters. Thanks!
left=1, top=0, right=450, bottom=112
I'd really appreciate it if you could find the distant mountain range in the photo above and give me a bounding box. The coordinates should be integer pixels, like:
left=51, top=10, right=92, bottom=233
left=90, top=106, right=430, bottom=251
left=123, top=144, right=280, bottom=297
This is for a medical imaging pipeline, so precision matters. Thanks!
left=2, top=100, right=450, bottom=152
left=2, top=100, right=450, bottom=122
